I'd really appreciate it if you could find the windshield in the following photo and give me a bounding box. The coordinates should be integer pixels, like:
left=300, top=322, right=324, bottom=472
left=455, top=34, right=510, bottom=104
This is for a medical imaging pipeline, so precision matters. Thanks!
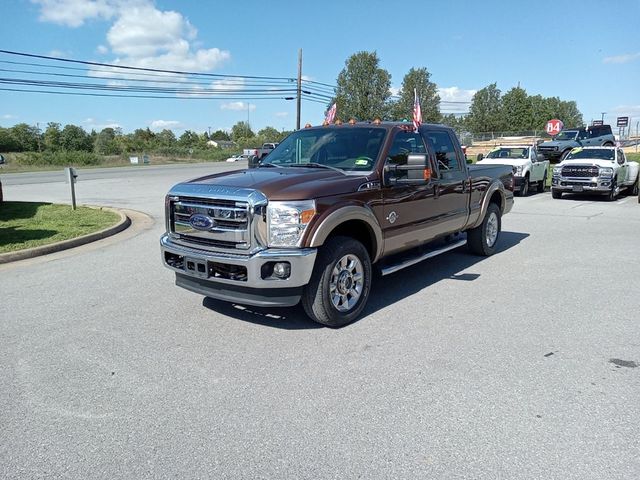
left=554, top=130, right=578, bottom=141
left=566, top=148, right=615, bottom=161
left=485, top=147, right=529, bottom=159
left=261, top=127, right=386, bottom=173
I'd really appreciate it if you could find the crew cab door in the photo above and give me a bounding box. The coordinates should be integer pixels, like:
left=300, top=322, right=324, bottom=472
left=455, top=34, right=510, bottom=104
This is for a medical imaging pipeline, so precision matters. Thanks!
left=617, top=149, right=629, bottom=184
left=530, top=148, right=545, bottom=182
left=422, top=128, right=470, bottom=233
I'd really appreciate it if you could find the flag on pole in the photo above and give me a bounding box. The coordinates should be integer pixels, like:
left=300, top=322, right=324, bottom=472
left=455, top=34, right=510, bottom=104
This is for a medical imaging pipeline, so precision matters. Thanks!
left=325, top=103, right=337, bottom=124
left=412, top=89, right=422, bottom=131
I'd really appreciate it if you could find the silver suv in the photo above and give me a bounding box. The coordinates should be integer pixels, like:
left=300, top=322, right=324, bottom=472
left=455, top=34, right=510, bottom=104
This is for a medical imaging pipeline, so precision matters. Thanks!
left=537, top=125, right=615, bottom=162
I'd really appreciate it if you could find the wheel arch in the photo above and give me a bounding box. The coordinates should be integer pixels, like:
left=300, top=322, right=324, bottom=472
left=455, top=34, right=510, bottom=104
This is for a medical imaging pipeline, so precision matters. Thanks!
left=470, top=181, right=506, bottom=229
left=308, top=206, right=383, bottom=263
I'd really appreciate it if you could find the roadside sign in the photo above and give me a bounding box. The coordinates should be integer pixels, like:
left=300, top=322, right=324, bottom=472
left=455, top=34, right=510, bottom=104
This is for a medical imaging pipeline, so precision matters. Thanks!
left=592, top=120, right=603, bottom=126
left=546, top=119, right=564, bottom=136
left=617, top=116, right=629, bottom=127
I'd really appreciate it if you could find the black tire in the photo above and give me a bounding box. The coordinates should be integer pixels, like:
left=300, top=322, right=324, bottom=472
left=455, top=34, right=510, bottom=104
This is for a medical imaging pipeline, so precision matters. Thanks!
left=607, top=179, right=618, bottom=202
left=603, top=142, right=614, bottom=147
left=302, top=236, right=372, bottom=327
left=552, top=189, right=562, bottom=199
left=560, top=149, right=571, bottom=161
left=467, top=203, right=501, bottom=257
left=519, top=175, right=529, bottom=196
left=537, top=171, right=547, bottom=193
left=629, top=179, right=638, bottom=196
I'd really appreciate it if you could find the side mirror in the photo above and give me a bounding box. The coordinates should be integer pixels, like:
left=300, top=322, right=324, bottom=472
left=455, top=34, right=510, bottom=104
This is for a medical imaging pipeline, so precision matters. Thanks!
left=476, top=153, right=484, bottom=162
left=385, top=154, right=431, bottom=185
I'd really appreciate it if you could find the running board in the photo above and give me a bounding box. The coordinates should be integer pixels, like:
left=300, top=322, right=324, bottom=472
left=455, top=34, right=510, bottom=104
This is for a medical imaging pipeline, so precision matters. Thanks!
left=380, top=238, right=467, bottom=276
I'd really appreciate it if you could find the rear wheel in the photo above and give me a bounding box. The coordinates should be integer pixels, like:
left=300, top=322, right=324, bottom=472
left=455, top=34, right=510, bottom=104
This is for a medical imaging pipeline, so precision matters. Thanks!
left=629, top=179, right=638, bottom=196
left=552, top=189, right=562, bottom=199
left=302, top=236, right=372, bottom=327
left=537, top=171, right=547, bottom=193
left=468, top=203, right=501, bottom=256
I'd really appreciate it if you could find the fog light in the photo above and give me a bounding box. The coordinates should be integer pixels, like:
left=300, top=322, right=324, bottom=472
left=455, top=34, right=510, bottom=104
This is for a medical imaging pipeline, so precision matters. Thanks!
left=273, top=262, right=291, bottom=279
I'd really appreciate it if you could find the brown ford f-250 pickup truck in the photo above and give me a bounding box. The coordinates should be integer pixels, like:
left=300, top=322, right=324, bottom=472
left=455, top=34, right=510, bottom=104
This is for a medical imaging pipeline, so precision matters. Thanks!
left=161, top=122, right=514, bottom=327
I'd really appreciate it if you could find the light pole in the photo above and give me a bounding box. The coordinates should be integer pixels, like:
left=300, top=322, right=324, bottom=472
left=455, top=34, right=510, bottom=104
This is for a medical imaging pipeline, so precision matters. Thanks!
left=601, top=112, right=606, bottom=123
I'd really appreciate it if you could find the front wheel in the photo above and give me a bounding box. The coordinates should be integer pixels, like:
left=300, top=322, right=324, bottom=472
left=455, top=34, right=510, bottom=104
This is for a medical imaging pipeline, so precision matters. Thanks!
left=538, top=171, right=547, bottom=193
left=552, top=189, right=562, bottom=199
left=560, top=149, right=572, bottom=161
left=302, top=236, right=372, bottom=327
left=517, top=176, right=529, bottom=197
left=607, top=179, right=618, bottom=202
left=467, top=203, right=501, bottom=256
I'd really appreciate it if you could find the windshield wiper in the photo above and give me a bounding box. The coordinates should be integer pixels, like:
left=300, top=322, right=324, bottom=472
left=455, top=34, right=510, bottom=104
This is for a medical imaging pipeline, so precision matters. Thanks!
left=288, top=162, right=344, bottom=174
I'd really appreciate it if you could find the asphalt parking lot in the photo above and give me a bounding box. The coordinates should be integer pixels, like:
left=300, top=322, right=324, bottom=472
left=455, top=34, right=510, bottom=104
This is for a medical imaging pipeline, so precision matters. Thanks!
left=1, top=164, right=639, bottom=479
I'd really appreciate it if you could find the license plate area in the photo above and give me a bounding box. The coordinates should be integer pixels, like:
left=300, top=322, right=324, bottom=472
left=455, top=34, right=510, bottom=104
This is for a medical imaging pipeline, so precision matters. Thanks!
left=185, top=257, right=209, bottom=278
left=572, top=185, right=584, bottom=192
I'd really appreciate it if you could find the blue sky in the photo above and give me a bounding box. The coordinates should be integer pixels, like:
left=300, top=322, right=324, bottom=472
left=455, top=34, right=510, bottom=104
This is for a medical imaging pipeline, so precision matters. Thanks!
left=1, top=0, right=639, bottom=135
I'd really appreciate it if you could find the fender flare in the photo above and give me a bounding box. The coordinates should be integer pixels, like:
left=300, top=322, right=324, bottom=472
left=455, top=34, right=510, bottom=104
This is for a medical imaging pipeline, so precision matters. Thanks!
left=308, top=205, right=384, bottom=263
left=471, top=180, right=506, bottom=229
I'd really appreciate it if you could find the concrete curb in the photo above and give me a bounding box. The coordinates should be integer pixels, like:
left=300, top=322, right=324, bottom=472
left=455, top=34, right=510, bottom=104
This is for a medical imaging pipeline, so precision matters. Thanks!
left=0, top=206, right=131, bottom=264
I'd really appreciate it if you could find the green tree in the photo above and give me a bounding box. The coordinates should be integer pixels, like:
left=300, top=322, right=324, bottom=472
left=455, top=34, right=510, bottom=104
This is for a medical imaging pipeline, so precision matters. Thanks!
left=230, top=121, right=254, bottom=141
left=0, top=127, right=19, bottom=152
left=333, top=51, right=392, bottom=121
left=10, top=123, right=40, bottom=151
left=390, top=67, right=440, bottom=123
left=258, top=126, right=280, bottom=141
left=94, top=127, right=121, bottom=155
left=157, top=129, right=177, bottom=147
left=60, top=124, right=91, bottom=151
left=211, top=129, right=230, bottom=141
left=43, top=122, right=62, bottom=151
left=178, top=130, right=200, bottom=147
left=501, top=87, right=532, bottom=132
left=466, top=83, right=504, bottom=134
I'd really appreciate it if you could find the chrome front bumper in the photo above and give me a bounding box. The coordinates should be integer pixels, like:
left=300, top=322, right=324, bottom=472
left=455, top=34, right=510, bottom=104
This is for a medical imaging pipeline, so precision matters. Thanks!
left=160, top=234, right=317, bottom=307
left=551, top=177, right=613, bottom=193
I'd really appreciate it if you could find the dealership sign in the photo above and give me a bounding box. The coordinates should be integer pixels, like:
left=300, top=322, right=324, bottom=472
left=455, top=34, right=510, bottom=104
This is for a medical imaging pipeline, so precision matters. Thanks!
left=546, top=119, right=564, bottom=136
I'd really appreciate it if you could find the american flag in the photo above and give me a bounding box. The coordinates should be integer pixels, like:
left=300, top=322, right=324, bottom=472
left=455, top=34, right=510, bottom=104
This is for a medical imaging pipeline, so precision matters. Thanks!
left=412, top=89, right=422, bottom=131
left=325, top=103, right=337, bottom=124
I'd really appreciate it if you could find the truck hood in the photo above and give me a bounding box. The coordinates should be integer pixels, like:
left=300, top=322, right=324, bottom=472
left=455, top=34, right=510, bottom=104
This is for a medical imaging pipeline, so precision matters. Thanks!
left=182, top=167, right=371, bottom=200
left=557, top=158, right=616, bottom=168
left=539, top=140, right=571, bottom=148
left=477, top=158, right=528, bottom=168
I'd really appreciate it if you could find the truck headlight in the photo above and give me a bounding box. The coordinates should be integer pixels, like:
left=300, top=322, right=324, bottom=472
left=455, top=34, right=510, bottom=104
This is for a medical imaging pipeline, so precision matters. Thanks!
left=514, top=166, right=523, bottom=176
left=599, top=167, right=613, bottom=178
left=267, top=200, right=316, bottom=247
left=553, top=166, right=561, bottom=176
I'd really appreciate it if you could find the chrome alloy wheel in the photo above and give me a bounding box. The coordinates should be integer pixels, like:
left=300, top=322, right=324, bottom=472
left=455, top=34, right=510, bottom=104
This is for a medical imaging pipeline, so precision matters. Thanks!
left=486, top=211, right=499, bottom=248
left=329, top=254, right=364, bottom=312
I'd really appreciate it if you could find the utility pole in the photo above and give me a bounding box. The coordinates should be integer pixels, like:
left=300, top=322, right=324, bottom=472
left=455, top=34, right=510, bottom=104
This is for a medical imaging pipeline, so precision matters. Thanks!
left=296, top=48, right=302, bottom=130
left=247, top=103, right=250, bottom=129
left=601, top=112, right=606, bottom=123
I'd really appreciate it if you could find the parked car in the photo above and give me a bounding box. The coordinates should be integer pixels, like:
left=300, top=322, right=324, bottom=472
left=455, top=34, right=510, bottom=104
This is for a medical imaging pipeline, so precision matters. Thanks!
left=160, top=122, right=514, bottom=327
left=551, top=146, right=639, bottom=200
left=226, top=154, right=251, bottom=163
left=243, top=142, right=279, bottom=162
left=476, top=145, right=549, bottom=196
left=537, top=125, right=615, bottom=162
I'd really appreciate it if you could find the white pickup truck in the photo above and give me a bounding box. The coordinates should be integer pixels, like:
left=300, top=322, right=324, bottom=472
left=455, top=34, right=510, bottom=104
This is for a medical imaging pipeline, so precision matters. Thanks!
left=476, top=145, right=549, bottom=196
left=551, top=146, right=639, bottom=200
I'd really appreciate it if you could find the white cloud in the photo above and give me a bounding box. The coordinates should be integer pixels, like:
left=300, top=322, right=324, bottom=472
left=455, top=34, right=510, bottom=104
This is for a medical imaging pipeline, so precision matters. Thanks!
left=274, top=112, right=289, bottom=118
left=389, top=86, right=400, bottom=97
left=438, top=86, right=477, bottom=103
left=34, top=0, right=230, bottom=73
left=603, top=52, right=640, bottom=64
left=31, top=0, right=120, bottom=27
left=609, top=105, right=640, bottom=120
left=221, top=102, right=256, bottom=112
left=2, top=114, right=16, bottom=119
left=212, top=78, right=245, bottom=91
left=82, top=117, right=121, bottom=130
left=149, top=120, right=183, bottom=131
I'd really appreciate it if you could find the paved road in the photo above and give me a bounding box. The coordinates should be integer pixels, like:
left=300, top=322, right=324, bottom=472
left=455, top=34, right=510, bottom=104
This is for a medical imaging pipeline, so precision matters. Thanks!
left=1, top=166, right=639, bottom=479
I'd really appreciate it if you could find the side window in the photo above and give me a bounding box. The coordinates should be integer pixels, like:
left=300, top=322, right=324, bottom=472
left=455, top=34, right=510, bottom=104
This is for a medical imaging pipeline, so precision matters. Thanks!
left=578, top=130, right=589, bottom=140
left=385, top=131, right=428, bottom=179
left=618, top=150, right=625, bottom=165
left=531, top=149, right=537, bottom=162
left=425, top=130, right=461, bottom=173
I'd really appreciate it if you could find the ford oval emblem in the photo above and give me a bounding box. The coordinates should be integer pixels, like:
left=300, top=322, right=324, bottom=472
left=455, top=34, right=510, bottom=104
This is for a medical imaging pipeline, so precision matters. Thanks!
left=189, top=214, right=214, bottom=231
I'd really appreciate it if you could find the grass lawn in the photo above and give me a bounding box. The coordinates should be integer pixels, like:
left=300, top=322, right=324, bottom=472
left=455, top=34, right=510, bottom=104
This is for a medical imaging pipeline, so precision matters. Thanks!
left=0, top=202, right=121, bottom=254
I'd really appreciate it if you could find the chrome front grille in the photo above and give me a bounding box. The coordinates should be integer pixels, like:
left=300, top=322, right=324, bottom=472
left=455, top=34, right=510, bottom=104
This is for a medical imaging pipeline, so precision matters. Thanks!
left=165, top=184, right=269, bottom=254
left=561, top=166, right=599, bottom=178
left=171, top=198, right=250, bottom=249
